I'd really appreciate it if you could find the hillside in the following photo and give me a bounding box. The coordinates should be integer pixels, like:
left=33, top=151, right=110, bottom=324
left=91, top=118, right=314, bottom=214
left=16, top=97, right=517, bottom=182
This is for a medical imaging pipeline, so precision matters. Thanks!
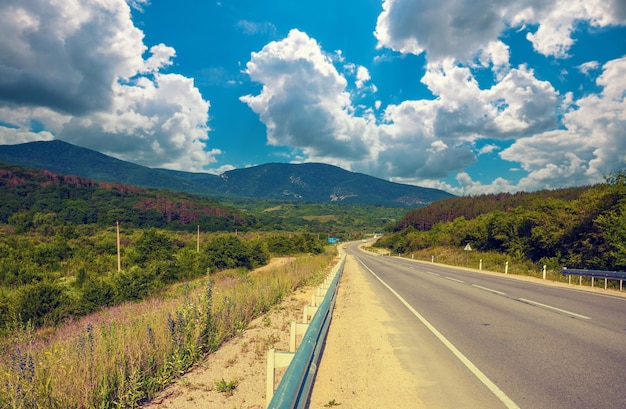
left=395, top=186, right=593, bottom=230
left=0, top=140, right=454, bottom=207
left=0, top=163, right=248, bottom=232
left=377, top=173, right=626, bottom=271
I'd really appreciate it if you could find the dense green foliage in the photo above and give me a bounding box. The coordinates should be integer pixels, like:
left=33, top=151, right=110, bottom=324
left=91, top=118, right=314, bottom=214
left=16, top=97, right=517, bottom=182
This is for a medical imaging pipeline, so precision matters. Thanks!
left=0, top=163, right=402, bottom=238
left=236, top=200, right=404, bottom=238
left=0, top=164, right=248, bottom=232
left=0, top=224, right=328, bottom=332
left=377, top=171, right=626, bottom=271
left=0, top=162, right=400, bottom=332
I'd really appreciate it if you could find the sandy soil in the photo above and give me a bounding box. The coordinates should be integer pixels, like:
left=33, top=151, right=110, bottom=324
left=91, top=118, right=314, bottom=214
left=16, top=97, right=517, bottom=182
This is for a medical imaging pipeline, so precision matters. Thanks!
left=142, top=252, right=424, bottom=409
left=308, top=254, right=426, bottom=409
left=141, top=257, right=315, bottom=409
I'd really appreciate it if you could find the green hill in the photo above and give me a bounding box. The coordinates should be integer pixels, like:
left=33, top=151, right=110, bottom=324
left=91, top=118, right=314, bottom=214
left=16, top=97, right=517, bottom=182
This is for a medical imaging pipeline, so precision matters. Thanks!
left=0, top=140, right=454, bottom=207
left=377, top=172, right=626, bottom=271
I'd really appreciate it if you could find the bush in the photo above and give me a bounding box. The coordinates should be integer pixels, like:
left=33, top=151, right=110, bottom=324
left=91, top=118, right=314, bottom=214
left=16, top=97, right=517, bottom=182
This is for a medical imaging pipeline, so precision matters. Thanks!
left=17, top=281, right=67, bottom=326
left=113, top=266, right=159, bottom=303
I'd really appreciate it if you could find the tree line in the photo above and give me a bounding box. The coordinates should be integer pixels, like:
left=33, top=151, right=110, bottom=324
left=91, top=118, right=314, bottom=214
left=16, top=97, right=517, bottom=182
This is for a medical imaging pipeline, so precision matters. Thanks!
left=376, top=171, right=626, bottom=271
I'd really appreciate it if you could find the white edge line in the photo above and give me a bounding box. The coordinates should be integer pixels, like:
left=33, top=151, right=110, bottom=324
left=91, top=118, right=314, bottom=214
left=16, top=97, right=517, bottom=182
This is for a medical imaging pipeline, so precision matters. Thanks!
left=518, top=298, right=592, bottom=320
left=472, top=284, right=507, bottom=296
left=357, top=258, right=520, bottom=409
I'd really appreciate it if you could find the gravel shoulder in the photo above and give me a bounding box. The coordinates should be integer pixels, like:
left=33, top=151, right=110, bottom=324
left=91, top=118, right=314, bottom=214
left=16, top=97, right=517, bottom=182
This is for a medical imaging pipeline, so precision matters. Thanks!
left=308, top=254, right=427, bottom=409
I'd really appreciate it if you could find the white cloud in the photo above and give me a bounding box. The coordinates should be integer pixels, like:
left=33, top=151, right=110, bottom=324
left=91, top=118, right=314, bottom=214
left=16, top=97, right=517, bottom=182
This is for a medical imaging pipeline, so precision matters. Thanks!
left=578, top=61, right=600, bottom=76
left=59, top=72, right=220, bottom=171
left=418, top=62, right=558, bottom=139
left=236, top=20, right=277, bottom=36
left=478, top=144, right=499, bottom=155
left=375, top=0, right=626, bottom=61
left=239, top=29, right=562, bottom=186
left=374, top=0, right=506, bottom=62
left=355, top=66, right=371, bottom=89
left=0, top=0, right=217, bottom=172
left=498, top=56, right=626, bottom=190
left=240, top=29, right=378, bottom=163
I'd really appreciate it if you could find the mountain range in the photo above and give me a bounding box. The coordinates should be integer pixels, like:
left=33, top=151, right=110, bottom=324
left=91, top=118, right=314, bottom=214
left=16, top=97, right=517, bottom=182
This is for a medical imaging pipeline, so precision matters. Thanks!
left=0, top=140, right=454, bottom=207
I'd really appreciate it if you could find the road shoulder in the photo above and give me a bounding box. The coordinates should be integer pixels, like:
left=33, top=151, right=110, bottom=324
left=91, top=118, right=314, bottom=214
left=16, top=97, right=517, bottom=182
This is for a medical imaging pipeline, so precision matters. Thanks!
left=308, top=255, right=427, bottom=409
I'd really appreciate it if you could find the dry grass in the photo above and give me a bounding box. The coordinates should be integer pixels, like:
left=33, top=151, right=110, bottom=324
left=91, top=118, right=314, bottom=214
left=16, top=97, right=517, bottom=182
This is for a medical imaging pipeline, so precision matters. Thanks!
left=0, top=253, right=333, bottom=409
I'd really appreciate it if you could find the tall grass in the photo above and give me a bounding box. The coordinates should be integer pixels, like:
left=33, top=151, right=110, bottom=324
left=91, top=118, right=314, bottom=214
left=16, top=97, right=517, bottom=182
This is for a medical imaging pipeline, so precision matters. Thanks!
left=0, top=253, right=333, bottom=408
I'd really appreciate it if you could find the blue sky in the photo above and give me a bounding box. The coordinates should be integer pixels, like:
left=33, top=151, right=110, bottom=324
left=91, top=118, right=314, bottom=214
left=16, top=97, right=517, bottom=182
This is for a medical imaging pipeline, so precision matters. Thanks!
left=1, top=1, right=626, bottom=195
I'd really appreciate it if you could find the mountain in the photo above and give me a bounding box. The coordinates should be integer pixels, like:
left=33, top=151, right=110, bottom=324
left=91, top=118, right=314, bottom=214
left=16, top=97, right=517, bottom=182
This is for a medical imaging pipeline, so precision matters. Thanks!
left=0, top=140, right=216, bottom=195
left=0, top=140, right=454, bottom=207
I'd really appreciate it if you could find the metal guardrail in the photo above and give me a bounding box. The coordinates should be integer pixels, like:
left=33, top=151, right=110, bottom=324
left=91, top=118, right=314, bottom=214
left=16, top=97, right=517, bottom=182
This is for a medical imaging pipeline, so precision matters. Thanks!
left=267, top=256, right=345, bottom=409
left=562, top=268, right=626, bottom=291
left=561, top=268, right=626, bottom=280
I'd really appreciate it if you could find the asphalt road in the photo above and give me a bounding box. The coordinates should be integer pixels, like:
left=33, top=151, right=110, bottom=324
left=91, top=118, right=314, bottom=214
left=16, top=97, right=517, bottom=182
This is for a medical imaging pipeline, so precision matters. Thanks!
left=347, top=243, right=626, bottom=409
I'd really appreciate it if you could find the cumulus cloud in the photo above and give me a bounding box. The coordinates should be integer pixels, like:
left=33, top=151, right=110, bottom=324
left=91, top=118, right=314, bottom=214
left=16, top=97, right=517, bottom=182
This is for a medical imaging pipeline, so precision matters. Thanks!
left=240, top=29, right=378, bottom=163
left=375, top=0, right=626, bottom=61
left=0, top=0, right=144, bottom=115
left=374, top=0, right=506, bottom=62
left=498, top=56, right=626, bottom=191
left=238, top=26, right=567, bottom=189
left=59, top=73, right=220, bottom=171
left=0, top=0, right=216, bottom=172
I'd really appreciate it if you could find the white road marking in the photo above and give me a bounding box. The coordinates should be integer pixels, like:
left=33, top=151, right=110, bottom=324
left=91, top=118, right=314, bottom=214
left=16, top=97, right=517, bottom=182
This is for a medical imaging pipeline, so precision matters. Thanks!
left=359, top=259, right=521, bottom=409
left=424, top=271, right=440, bottom=277
left=445, top=276, right=465, bottom=283
left=518, top=298, right=591, bottom=320
left=472, top=284, right=507, bottom=296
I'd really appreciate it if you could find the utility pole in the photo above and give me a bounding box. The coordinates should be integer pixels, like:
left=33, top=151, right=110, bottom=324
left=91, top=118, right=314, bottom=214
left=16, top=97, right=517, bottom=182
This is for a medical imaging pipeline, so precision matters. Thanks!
left=116, top=219, right=121, bottom=272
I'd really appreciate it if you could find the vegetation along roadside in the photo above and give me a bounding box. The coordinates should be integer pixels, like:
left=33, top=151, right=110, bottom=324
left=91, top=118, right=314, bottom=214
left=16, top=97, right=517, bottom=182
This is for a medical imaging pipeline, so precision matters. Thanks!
left=0, top=252, right=333, bottom=408
left=375, top=170, right=626, bottom=289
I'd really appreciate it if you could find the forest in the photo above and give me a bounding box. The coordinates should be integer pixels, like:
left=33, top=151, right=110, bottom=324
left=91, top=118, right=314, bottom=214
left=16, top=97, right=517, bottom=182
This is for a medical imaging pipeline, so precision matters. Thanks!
left=376, top=171, right=626, bottom=272
left=0, top=164, right=337, bottom=332
left=0, top=163, right=402, bottom=236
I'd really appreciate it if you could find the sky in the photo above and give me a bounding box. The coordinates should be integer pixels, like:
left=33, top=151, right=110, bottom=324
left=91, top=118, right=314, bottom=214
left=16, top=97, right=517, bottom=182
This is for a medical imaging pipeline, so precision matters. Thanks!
left=1, top=1, right=626, bottom=196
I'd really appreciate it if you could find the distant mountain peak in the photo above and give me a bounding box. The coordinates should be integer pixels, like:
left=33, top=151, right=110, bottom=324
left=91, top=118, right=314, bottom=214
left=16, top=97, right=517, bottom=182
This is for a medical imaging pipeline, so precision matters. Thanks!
left=0, top=140, right=455, bottom=207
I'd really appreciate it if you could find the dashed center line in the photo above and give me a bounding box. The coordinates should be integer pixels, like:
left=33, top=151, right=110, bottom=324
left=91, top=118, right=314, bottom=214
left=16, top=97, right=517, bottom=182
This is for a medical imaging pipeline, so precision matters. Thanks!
left=445, top=276, right=465, bottom=283
left=518, top=298, right=592, bottom=320
left=472, top=284, right=506, bottom=296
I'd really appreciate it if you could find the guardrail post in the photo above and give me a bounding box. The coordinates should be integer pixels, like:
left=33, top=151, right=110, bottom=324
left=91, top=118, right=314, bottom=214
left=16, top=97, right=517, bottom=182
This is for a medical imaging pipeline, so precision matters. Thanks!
left=266, top=349, right=295, bottom=406
left=290, top=321, right=309, bottom=352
